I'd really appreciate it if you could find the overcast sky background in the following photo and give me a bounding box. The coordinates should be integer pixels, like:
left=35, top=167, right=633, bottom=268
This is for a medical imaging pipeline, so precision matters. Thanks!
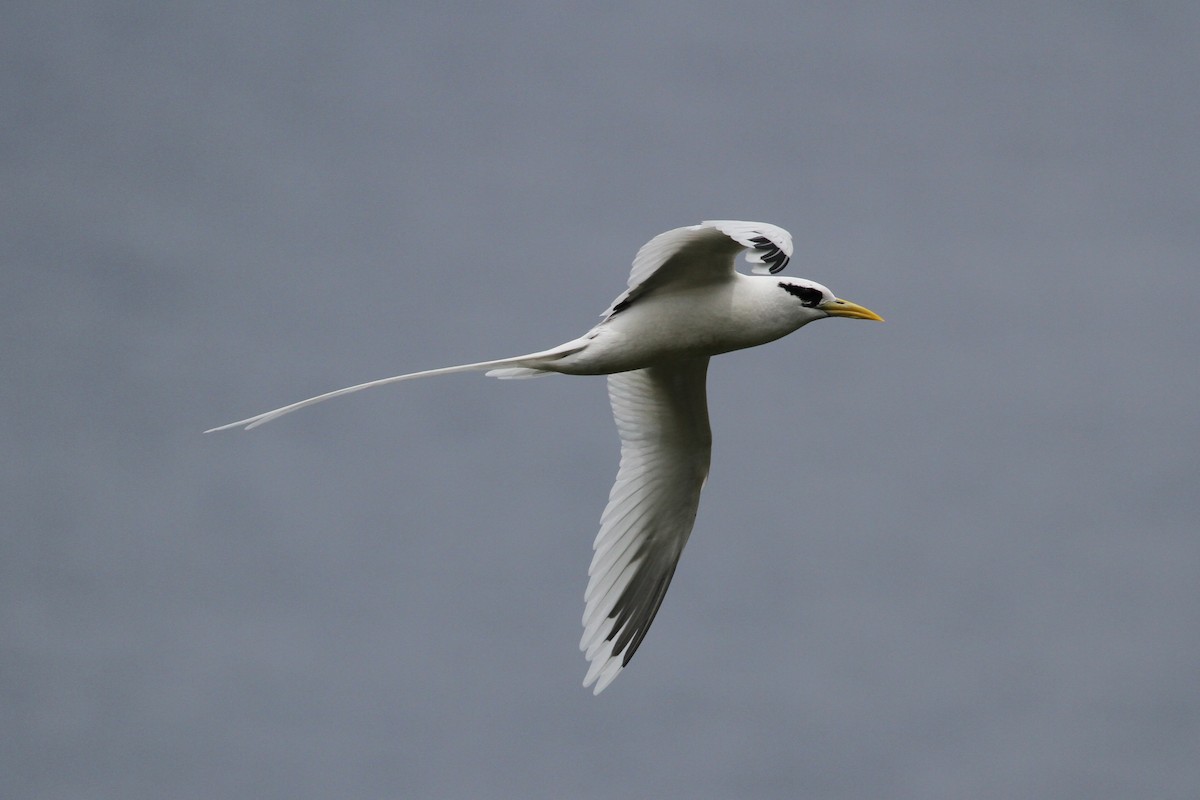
left=4, top=2, right=1199, bottom=798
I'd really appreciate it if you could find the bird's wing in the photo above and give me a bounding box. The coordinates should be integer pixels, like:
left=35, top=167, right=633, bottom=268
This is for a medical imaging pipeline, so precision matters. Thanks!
left=581, top=358, right=713, bottom=693
left=601, top=220, right=793, bottom=318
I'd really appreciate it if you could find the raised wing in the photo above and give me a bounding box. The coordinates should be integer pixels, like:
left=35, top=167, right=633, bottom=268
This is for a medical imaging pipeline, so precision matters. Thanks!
left=601, top=220, right=793, bottom=319
left=581, top=358, right=713, bottom=693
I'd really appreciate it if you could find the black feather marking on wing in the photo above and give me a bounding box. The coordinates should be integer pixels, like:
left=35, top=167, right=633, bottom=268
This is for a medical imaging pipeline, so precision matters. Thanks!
left=605, top=554, right=681, bottom=667
left=750, top=235, right=790, bottom=274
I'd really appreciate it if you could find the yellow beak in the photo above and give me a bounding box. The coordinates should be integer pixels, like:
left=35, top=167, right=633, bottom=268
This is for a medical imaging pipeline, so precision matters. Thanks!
left=820, top=298, right=885, bottom=322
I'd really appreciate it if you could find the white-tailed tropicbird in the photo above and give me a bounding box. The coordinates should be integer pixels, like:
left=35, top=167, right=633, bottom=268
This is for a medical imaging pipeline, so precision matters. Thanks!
left=207, top=220, right=883, bottom=694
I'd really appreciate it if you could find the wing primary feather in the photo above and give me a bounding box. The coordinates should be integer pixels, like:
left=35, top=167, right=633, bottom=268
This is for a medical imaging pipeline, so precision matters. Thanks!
left=581, top=358, right=712, bottom=693
left=612, top=561, right=679, bottom=665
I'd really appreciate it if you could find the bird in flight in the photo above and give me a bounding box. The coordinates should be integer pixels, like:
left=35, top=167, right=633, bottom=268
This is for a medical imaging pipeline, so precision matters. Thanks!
left=207, top=220, right=883, bottom=694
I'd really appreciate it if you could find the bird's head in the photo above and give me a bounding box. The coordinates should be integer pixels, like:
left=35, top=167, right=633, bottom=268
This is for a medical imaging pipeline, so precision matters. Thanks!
left=776, top=278, right=884, bottom=323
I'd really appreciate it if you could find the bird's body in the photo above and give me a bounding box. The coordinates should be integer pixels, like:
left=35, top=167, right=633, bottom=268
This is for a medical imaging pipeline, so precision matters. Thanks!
left=207, top=220, right=882, bottom=694
left=552, top=276, right=814, bottom=375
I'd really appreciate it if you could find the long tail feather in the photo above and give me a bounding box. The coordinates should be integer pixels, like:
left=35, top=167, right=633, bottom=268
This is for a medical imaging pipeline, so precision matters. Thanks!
left=205, top=340, right=586, bottom=433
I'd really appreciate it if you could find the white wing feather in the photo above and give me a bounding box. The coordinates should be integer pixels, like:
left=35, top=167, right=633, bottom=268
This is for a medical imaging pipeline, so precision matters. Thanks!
left=581, top=358, right=712, bottom=693
left=601, top=220, right=793, bottom=319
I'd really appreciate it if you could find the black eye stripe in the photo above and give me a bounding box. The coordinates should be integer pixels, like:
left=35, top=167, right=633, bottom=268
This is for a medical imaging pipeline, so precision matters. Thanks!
left=778, top=282, right=823, bottom=307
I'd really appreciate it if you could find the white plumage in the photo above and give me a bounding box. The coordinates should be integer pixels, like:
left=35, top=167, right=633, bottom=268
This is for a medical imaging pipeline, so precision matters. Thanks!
left=207, top=220, right=883, bottom=694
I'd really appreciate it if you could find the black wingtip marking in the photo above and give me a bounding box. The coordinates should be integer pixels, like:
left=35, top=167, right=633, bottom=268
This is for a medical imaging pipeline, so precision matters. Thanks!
left=603, top=555, right=680, bottom=668
left=750, top=235, right=790, bottom=274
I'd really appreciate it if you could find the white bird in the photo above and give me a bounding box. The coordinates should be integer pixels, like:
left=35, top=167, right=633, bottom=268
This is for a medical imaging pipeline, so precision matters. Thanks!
left=207, top=220, right=883, bottom=694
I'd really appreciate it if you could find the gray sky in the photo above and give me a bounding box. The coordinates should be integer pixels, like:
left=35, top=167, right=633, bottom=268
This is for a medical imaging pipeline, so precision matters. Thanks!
left=5, top=2, right=1199, bottom=798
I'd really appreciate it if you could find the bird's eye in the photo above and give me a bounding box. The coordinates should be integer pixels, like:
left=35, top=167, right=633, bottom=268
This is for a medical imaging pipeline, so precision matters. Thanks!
left=778, top=282, right=824, bottom=307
